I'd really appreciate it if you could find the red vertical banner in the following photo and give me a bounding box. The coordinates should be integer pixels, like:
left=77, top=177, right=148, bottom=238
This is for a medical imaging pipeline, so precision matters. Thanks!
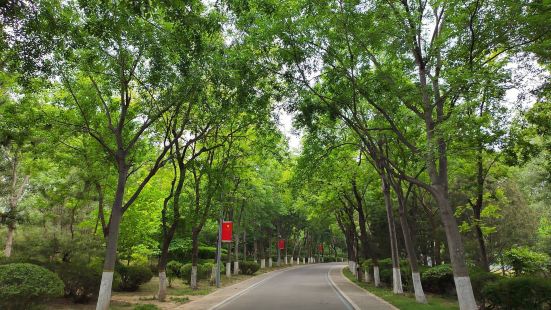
left=221, top=221, right=233, bottom=242
left=278, top=239, right=285, bottom=250
left=318, top=244, right=324, bottom=253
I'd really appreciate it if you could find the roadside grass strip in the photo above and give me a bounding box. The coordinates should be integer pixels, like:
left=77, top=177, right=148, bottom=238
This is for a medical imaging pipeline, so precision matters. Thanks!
left=342, top=268, right=459, bottom=310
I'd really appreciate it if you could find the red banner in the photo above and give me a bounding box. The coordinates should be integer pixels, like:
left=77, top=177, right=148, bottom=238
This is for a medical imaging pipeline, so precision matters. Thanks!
left=278, top=239, right=285, bottom=250
left=221, top=221, right=232, bottom=242
left=318, top=244, right=324, bottom=253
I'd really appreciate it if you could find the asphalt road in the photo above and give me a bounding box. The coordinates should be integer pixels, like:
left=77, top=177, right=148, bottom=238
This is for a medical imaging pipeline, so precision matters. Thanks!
left=214, top=263, right=355, bottom=310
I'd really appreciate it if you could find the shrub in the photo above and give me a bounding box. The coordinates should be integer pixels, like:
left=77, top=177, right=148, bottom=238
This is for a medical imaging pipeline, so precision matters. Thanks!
left=198, top=246, right=218, bottom=259
left=482, top=277, right=551, bottom=309
left=166, top=261, right=183, bottom=286
left=503, top=247, right=549, bottom=276
left=199, top=263, right=213, bottom=279
left=421, top=264, right=454, bottom=294
left=55, top=262, right=103, bottom=303
left=469, top=268, right=501, bottom=303
left=0, top=263, right=64, bottom=309
left=179, top=263, right=193, bottom=284
left=240, top=261, right=260, bottom=275
left=115, top=264, right=153, bottom=291
left=179, top=263, right=213, bottom=284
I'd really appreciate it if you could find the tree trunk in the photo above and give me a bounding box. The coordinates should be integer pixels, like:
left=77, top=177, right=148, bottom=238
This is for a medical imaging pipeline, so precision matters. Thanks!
left=234, top=234, right=239, bottom=275
left=352, top=180, right=371, bottom=261
left=96, top=165, right=127, bottom=310
left=473, top=151, right=490, bottom=271
left=381, top=175, right=403, bottom=294
left=4, top=224, right=15, bottom=257
left=191, top=229, right=200, bottom=289
left=243, top=231, right=247, bottom=261
left=433, top=188, right=477, bottom=310
left=396, top=190, right=427, bottom=302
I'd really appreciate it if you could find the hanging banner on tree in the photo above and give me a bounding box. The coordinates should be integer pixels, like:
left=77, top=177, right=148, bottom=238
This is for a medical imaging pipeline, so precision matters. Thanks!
left=221, top=221, right=233, bottom=242
left=278, top=239, right=285, bottom=250
left=318, top=244, right=324, bottom=253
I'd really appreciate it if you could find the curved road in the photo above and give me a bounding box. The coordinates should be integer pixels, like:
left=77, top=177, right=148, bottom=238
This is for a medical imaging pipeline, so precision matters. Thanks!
left=213, top=263, right=355, bottom=310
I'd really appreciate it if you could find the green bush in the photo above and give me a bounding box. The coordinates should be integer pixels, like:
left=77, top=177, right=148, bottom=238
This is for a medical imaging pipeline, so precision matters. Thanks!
left=115, top=264, right=153, bottom=291
left=179, top=263, right=215, bottom=284
left=0, top=263, right=64, bottom=309
left=54, top=262, right=103, bottom=303
left=199, top=263, right=214, bottom=279
left=240, top=261, right=260, bottom=275
left=503, top=247, right=549, bottom=276
left=198, top=246, right=218, bottom=259
left=482, top=277, right=551, bottom=309
left=166, top=261, right=183, bottom=286
left=421, top=264, right=454, bottom=294
left=179, top=263, right=192, bottom=284
left=469, top=268, right=502, bottom=303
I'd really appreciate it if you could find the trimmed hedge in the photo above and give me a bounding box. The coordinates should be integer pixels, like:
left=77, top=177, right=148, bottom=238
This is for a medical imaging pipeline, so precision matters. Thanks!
left=115, top=264, right=153, bottom=291
left=0, top=263, right=64, bottom=309
left=482, top=276, right=551, bottom=309
left=240, top=261, right=260, bottom=275
left=421, top=264, right=454, bottom=294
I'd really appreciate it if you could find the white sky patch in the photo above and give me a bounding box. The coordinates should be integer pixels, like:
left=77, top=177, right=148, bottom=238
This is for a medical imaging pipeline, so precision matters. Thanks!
left=274, top=104, right=303, bottom=154
left=504, top=54, right=548, bottom=112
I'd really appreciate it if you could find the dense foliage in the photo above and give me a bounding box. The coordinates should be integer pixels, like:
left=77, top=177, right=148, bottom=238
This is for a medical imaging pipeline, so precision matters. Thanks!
left=0, top=0, right=549, bottom=309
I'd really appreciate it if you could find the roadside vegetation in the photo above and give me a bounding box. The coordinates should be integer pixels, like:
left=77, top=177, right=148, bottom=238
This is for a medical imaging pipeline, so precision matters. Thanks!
left=1, top=1, right=550, bottom=310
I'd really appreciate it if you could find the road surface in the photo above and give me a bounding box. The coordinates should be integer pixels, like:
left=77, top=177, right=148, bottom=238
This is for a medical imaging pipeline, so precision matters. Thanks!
left=207, top=263, right=393, bottom=310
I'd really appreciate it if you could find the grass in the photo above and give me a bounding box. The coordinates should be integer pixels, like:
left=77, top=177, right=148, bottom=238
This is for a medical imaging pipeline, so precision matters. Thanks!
left=342, top=268, right=459, bottom=310
left=169, top=296, right=190, bottom=303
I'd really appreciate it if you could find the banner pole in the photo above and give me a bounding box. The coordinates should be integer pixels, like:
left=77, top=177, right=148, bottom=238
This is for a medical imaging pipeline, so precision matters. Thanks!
left=216, top=213, right=222, bottom=288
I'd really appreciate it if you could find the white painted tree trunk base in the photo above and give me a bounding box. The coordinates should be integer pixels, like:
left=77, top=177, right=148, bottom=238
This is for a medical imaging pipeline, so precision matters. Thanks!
left=210, top=265, right=217, bottom=285
left=454, top=276, right=478, bottom=310
left=290, top=257, right=294, bottom=264
left=191, top=266, right=198, bottom=289
left=233, top=261, right=239, bottom=275
left=260, top=259, right=265, bottom=269
left=268, top=258, right=273, bottom=267
left=349, top=261, right=356, bottom=273
left=284, top=256, right=288, bottom=264
left=225, top=263, right=231, bottom=277
left=373, top=266, right=381, bottom=287
left=158, top=271, right=167, bottom=301
left=412, top=272, right=427, bottom=303
left=96, top=271, right=114, bottom=310
left=364, top=270, right=370, bottom=283
left=302, top=257, right=306, bottom=264
left=392, top=267, right=404, bottom=294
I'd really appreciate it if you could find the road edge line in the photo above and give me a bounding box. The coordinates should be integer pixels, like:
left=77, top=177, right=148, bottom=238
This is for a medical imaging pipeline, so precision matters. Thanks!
left=327, top=265, right=361, bottom=310
left=338, top=267, right=399, bottom=310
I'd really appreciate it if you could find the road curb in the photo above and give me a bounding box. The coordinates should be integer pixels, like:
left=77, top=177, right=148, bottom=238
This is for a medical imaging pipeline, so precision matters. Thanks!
left=338, top=267, right=399, bottom=310
left=327, top=265, right=360, bottom=310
